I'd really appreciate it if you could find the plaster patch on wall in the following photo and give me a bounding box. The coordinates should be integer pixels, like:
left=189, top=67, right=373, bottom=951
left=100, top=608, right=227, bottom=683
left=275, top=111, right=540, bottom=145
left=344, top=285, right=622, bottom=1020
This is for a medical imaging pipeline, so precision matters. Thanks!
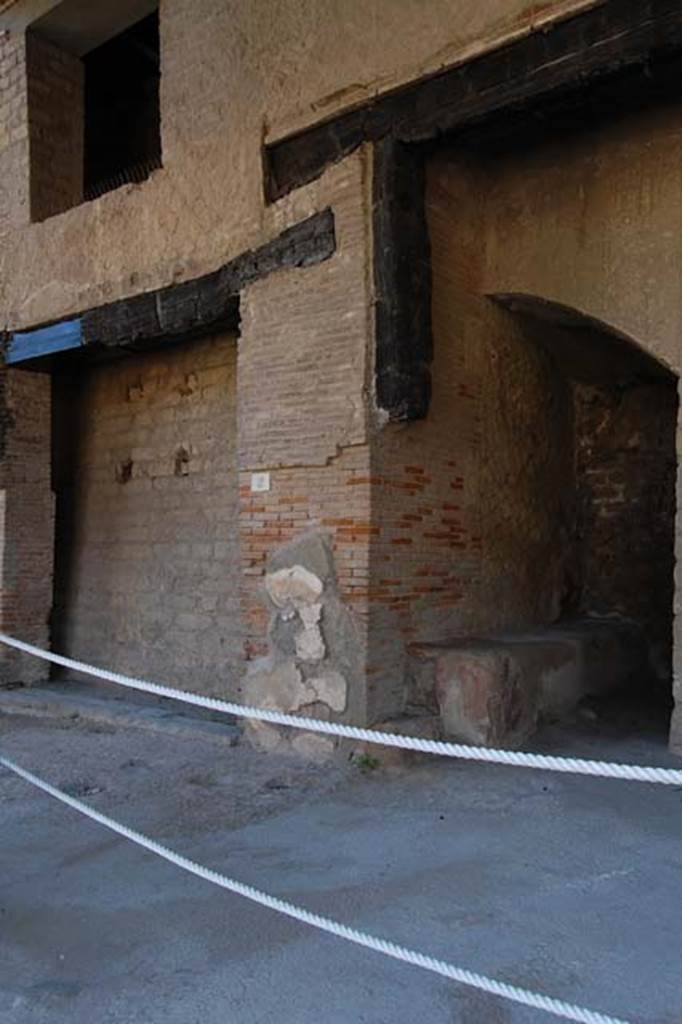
left=243, top=531, right=356, bottom=758
left=265, top=564, right=323, bottom=609
left=295, top=624, right=326, bottom=662
left=306, top=669, right=347, bottom=713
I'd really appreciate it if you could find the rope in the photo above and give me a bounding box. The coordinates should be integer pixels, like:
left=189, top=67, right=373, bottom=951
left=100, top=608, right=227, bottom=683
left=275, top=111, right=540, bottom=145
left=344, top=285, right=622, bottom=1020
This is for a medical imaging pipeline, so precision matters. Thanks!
left=2, top=632, right=682, bottom=786
left=0, top=753, right=630, bottom=1024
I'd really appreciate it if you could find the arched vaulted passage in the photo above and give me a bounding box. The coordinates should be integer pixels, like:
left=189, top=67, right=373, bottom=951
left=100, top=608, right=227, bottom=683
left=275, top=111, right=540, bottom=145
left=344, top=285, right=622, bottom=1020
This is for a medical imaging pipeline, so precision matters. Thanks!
left=490, top=293, right=678, bottom=717
left=366, top=148, right=681, bottom=751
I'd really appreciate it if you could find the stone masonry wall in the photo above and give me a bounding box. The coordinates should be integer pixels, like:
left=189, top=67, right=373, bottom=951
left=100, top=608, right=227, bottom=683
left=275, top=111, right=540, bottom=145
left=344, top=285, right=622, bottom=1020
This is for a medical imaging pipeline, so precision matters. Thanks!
left=51, top=333, right=242, bottom=696
left=0, top=365, right=54, bottom=684
left=25, top=30, right=83, bottom=222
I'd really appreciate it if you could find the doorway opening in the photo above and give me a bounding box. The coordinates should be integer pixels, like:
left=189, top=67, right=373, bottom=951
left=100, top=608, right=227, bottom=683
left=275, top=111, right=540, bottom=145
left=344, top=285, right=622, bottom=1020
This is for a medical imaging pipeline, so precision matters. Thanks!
left=493, top=295, right=678, bottom=737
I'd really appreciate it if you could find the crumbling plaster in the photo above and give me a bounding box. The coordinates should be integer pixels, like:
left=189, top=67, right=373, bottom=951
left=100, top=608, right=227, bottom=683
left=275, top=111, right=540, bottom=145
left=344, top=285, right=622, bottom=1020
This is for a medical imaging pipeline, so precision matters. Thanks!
left=481, top=103, right=682, bottom=374
left=243, top=531, right=363, bottom=757
left=0, top=0, right=594, bottom=333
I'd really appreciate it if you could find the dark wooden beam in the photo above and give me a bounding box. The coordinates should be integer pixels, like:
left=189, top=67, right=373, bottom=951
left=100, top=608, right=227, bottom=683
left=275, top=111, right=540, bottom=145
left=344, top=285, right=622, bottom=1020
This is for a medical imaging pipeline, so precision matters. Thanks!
left=82, top=207, right=336, bottom=351
left=266, top=0, right=682, bottom=201
left=373, top=140, right=431, bottom=421
left=5, top=209, right=336, bottom=372
left=266, top=0, right=682, bottom=426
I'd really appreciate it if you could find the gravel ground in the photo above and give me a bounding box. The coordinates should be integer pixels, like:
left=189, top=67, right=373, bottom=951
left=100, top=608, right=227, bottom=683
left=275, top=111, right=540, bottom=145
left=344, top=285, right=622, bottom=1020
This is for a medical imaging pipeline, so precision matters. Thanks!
left=0, top=713, right=351, bottom=839
left=1, top=694, right=681, bottom=1024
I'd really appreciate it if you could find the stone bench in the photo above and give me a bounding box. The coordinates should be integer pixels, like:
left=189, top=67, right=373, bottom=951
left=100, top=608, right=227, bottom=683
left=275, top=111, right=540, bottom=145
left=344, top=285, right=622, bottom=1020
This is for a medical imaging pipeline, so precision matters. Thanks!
left=407, top=618, right=648, bottom=748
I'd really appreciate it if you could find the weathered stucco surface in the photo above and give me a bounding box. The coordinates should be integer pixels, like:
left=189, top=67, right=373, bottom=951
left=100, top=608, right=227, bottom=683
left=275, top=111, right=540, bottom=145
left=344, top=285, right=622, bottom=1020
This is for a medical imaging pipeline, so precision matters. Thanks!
left=0, top=0, right=594, bottom=332
left=467, top=108, right=682, bottom=745
left=482, top=105, right=682, bottom=371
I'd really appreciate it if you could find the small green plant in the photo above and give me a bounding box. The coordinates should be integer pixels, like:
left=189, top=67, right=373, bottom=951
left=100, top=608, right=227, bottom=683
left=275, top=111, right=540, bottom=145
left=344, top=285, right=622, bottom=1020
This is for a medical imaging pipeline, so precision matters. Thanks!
left=355, top=752, right=381, bottom=774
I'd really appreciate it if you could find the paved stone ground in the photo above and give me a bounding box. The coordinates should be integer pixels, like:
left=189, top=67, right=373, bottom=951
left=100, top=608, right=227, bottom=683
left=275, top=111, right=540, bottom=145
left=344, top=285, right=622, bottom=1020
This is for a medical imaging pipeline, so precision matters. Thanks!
left=1, top=693, right=681, bottom=1024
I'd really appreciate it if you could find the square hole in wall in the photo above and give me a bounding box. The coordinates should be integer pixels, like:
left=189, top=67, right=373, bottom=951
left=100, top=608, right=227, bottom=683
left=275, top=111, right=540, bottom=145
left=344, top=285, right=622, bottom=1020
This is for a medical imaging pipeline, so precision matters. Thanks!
left=27, top=2, right=162, bottom=222
left=83, top=11, right=161, bottom=201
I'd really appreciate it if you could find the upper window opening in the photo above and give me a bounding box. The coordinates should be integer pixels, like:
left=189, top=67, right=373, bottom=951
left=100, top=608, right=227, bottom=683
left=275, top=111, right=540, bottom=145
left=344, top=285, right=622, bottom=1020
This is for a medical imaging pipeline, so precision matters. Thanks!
left=27, top=3, right=161, bottom=222
left=83, top=12, right=161, bottom=201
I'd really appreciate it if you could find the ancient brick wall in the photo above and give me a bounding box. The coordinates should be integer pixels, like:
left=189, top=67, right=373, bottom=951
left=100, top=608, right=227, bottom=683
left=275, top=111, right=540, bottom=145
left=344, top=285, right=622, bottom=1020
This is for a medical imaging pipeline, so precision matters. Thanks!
left=574, top=378, right=678, bottom=683
left=51, top=333, right=242, bottom=696
left=0, top=366, right=54, bottom=684
left=366, top=139, right=680, bottom=727
left=237, top=154, right=373, bottom=724
left=25, top=30, right=83, bottom=222
left=0, top=28, right=29, bottom=235
left=365, top=156, right=575, bottom=723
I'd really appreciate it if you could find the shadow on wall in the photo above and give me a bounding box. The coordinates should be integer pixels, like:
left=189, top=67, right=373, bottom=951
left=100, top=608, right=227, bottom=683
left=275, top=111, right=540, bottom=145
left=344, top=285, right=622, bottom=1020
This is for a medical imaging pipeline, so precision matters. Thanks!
left=403, top=293, right=678, bottom=750
left=490, top=293, right=678, bottom=694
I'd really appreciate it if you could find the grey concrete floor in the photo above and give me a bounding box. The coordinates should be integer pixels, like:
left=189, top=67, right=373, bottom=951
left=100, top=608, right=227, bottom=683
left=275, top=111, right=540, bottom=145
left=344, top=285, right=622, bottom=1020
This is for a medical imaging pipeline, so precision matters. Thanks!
left=0, top=695, right=681, bottom=1024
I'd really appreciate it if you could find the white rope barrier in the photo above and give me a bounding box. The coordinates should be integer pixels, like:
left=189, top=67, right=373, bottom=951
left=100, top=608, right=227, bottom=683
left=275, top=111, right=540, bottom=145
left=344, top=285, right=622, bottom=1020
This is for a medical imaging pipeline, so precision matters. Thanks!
left=2, top=632, right=682, bottom=785
left=0, top=753, right=631, bottom=1024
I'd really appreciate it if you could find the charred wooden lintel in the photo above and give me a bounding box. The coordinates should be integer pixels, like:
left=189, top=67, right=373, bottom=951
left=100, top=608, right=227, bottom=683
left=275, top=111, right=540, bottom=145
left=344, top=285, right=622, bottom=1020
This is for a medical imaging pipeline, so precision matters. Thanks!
left=81, top=207, right=336, bottom=351
left=373, top=140, right=431, bottom=421
left=266, top=0, right=682, bottom=424
left=266, top=0, right=682, bottom=201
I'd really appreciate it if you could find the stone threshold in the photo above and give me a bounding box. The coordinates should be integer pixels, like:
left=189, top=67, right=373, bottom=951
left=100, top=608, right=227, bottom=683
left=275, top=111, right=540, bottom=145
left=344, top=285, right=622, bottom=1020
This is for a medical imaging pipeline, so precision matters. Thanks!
left=0, top=684, right=241, bottom=746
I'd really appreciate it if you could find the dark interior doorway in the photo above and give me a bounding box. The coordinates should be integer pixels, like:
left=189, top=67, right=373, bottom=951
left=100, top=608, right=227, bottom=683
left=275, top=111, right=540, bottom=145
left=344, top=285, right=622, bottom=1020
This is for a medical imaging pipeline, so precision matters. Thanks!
left=494, top=295, right=678, bottom=731
left=83, top=10, right=161, bottom=199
